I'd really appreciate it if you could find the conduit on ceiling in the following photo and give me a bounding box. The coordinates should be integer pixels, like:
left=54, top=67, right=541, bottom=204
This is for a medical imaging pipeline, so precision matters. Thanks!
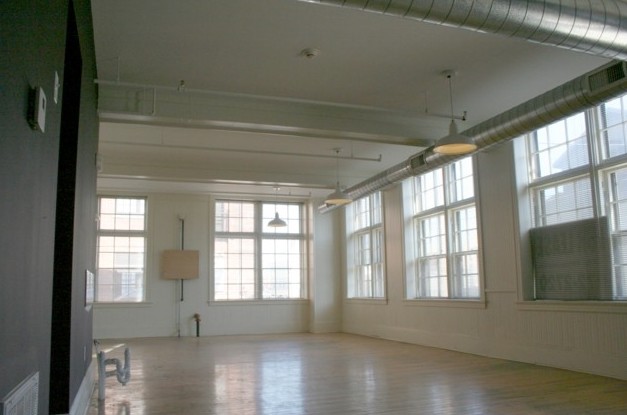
left=296, top=0, right=627, bottom=61
left=295, top=0, right=627, bottom=212
left=319, top=60, right=627, bottom=213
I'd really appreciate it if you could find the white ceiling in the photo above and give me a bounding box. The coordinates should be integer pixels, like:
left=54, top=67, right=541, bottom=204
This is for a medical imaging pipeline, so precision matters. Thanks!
left=91, top=0, right=610, bottom=198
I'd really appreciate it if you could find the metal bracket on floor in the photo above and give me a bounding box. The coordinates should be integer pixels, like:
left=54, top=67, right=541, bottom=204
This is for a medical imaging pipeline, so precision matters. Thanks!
left=94, top=339, right=131, bottom=401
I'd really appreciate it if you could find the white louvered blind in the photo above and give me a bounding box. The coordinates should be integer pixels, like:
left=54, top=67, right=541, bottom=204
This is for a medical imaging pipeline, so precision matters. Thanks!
left=530, top=217, right=613, bottom=300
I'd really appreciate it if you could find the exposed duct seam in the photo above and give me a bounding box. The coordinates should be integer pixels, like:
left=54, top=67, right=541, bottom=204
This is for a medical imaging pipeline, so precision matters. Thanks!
left=297, top=0, right=627, bottom=60
left=319, top=61, right=627, bottom=213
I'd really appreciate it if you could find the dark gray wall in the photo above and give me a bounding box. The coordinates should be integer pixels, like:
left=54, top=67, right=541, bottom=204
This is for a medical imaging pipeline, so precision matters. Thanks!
left=0, top=1, right=97, bottom=414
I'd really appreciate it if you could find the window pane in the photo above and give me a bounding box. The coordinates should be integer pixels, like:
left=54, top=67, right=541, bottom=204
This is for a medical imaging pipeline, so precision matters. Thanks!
left=530, top=113, right=589, bottom=179
left=448, top=157, right=474, bottom=203
left=262, top=202, right=302, bottom=234
left=451, top=253, right=479, bottom=298
left=418, top=257, right=447, bottom=298
left=261, top=238, right=302, bottom=299
left=600, top=95, right=627, bottom=159
left=418, top=214, right=446, bottom=256
left=96, top=196, right=146, bottom=303
left=215, top=200, right=305, bottom=301
left=525, top=93, right=627, bottom=302
left=215, top=201, right=255, bottom=233
left=532, top=178, right=593, bottom=226
left=354, top=197, right=371, bottom=230
left=415, top=170, right=444, bottom=212
left=372, top=192, right=382, bottom=225
left=452, top=206, right=478, bottom=253
left=98, top=197, right=145, bottom=231
left=214, top=237, right=256, bottom=301
left=414, top=214, right=449, bottom=298
left=404, top=158, right=479, bottom=300
left=347, top=192, right=385, bottom=299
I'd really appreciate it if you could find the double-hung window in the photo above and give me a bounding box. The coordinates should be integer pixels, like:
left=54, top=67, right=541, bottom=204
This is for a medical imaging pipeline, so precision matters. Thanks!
left=213, top=200, right=306, bottom=301
left=522, top=92, right=627, bottom=300
left=96, top=196, right=146, bottom=302
left=403, top=157, right=480, bottom=299
left=346, top=192, right=385, bottom=298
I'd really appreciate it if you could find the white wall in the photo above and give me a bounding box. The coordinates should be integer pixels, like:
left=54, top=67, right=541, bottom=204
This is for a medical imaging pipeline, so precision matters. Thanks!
left=342, top=141, right=627, bottom=380
left=93, top=193, right=341, bottom=339
left=95, top=142, right=627, bottom=380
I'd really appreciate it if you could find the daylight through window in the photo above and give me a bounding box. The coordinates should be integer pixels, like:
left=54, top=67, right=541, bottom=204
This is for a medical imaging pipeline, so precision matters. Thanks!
left=403, top=157, right=480, bottom=300
left=523, top=92, right=627, bottom=300
left=346, top=192, right=385, bottom=299
left=213, top=200, right=306, bottom=301
left=96, top=196, right=146, bottom=302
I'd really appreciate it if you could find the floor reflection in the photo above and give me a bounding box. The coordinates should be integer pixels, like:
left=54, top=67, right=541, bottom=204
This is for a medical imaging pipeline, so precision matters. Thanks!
left=97, top=399, right=130, bottom=415
left=86, top=334, right=627, bottom=415
left=259, top=351, right=303, bottom=414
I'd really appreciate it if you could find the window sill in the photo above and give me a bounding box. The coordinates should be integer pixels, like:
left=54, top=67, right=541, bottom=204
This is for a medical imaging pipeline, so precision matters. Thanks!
left=403, top=298, right=486, bottom=309
left=93, top=302, right=153, bottom=308
left=516, top=300, right=627, bottom=314
left=345, top=298, right=388, bottom=305
left=208, top=299, right=309, bottom=306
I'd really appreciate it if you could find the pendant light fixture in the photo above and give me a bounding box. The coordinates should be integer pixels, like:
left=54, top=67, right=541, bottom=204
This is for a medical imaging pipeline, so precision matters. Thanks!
left=324, top=148, right=352, bottom=206
left=268, top=186, right=287, bottom=227
left=433, top=70, right=477, bottom=155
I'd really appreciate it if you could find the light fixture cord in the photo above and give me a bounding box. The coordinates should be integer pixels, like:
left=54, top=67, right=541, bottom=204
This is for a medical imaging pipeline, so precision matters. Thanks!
left=335, top=148, right=340, bottom=186
left=448, top=74, right=454, bottom=121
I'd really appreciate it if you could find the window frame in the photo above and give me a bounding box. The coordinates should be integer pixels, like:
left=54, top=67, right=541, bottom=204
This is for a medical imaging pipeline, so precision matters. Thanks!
left=517, top=93, right=627, bottom=305
left=211, top=198, right=307, bottom=302
left=95, top=195, right=148, bottom=304
left=402, top=156, right=483, bottom=304
left=345, top=191, right=386, bottom=300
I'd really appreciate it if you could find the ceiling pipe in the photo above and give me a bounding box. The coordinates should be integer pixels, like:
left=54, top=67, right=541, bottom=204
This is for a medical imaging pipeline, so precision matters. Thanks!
left=296, top=0, right=627, bottom=61
left=319, top=60, right=627, bottom=213
left=302, top=0, right=627, bottom=213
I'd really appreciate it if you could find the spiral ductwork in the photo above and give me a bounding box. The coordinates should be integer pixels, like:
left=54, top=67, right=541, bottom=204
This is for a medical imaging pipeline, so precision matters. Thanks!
left=319, top=60, right=627, bottom=212
left=298, top=0, right=627, bottom=61
left=302, top=0, right=627, bottom=211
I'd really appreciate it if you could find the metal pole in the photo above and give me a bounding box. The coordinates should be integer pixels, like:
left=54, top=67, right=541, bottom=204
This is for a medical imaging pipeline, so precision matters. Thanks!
left=194, top=313, right=201, bottom=337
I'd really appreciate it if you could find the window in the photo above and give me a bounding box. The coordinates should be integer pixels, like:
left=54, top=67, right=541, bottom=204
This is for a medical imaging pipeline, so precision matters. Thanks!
left=346, top=192, right=385, bottom=298
left=403, top=157, right=480, bottom=299
left=522, top=92, right=627, bottom=300
left=213, top=200, right=306, bottom=301
left=96, top=196, right=146, bottom=302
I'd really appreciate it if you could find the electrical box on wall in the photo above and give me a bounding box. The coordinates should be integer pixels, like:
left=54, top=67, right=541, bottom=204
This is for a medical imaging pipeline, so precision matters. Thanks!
left=28, top=86, right=46, bottom=133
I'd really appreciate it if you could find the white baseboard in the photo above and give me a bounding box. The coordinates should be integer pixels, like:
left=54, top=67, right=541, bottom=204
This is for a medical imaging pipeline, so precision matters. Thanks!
left=310, top=320, right=341, bottom=333
left=69, top=360, right=96, bottom=415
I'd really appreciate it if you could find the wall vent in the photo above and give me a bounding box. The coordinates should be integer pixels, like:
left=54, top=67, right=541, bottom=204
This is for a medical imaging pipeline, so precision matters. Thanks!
left=409, top=153, right=426, bottom=169
left=587, top=62, right=626, bottom=92
left=0, top=372, right=39, bottom=415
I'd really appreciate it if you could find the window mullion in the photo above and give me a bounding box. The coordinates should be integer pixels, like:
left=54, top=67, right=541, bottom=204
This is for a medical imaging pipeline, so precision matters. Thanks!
left=443, top=166, right=453, bottom=298
left=586, top=108, right=602, bottom=219
left=368, top=197, right=375, bottom=297
left=255, top=201, right=263, bottom=300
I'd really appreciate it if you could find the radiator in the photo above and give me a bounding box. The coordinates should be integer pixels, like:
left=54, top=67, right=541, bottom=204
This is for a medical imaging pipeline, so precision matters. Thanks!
left=0, top=372, right=38, bottom=415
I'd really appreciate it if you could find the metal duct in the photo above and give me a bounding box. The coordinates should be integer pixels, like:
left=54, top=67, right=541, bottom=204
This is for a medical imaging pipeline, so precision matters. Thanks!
left=320, top=60, right=627, bottom=213
left=298, top=0, right=627, bottom=61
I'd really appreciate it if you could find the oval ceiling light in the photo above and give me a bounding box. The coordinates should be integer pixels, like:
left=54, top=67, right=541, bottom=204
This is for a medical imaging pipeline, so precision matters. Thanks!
left=433, top=70, right=477, bottom=155
left=324, top=148, right=352, bottom=206
left=268, top=186, right=287, bottom=227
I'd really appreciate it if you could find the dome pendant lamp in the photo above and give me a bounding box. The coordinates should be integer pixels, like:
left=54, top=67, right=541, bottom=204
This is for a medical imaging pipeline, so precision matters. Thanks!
left=325, top=148, right=352, bottom=206
left=268, top=186, right=287, bottom=227
left=433, top=70, right=477, bottom=156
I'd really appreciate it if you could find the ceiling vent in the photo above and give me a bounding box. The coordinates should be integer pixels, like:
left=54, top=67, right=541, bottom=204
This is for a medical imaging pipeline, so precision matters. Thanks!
left=587, top=62, right=627, bottom=93
left=319, top=60, right=627, bottom=213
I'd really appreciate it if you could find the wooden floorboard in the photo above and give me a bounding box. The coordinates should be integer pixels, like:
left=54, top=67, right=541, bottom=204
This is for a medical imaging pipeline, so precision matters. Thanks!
left=88, top=333, right=627, bottom=414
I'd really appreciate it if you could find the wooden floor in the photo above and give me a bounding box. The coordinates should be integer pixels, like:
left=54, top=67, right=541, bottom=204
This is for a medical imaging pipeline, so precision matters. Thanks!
left=88, top=333, right=627, bottom=415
